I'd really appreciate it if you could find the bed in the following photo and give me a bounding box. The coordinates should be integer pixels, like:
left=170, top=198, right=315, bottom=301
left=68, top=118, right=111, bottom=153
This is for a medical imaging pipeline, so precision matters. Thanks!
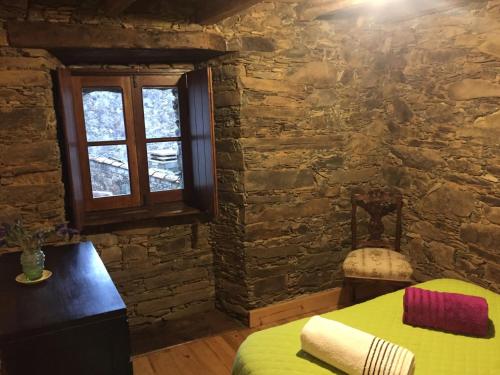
left=233, top=279, right=500, bottom=375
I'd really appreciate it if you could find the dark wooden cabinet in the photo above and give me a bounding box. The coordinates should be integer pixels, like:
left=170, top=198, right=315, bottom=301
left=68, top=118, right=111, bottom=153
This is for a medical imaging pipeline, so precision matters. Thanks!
left=0, top=242, right=132, bottom=375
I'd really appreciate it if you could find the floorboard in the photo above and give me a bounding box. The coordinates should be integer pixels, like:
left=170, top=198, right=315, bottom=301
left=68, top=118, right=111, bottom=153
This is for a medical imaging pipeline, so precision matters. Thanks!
left=133, top=305, right=337, bottom=375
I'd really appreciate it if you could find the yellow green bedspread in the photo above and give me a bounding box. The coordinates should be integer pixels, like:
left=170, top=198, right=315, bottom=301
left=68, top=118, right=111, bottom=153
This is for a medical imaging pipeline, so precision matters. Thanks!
left=233, top=279, right=500, bottom=375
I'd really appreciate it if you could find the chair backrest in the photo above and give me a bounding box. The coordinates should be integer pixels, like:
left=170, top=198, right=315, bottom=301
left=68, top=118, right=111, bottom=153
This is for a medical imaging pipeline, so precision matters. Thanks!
left=351, top=189, right=403, bottom=251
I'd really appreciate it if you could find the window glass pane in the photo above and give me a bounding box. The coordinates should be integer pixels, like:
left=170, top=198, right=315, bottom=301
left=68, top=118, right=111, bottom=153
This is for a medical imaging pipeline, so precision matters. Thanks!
left=142, top=88, right=181, bottom=139
left=82, top=88, right=126, bottom=142
left=88, top=145, right=131, bottom=198
left=147, top=141, right=184, bottom=192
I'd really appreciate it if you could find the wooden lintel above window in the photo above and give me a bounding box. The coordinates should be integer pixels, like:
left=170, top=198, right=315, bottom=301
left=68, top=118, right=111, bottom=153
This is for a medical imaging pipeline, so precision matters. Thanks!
left=47, top=48, right=226, bottom=65
left=195, top=0, right=264, bottom=25
left=6, top=21, right=228, bottom=64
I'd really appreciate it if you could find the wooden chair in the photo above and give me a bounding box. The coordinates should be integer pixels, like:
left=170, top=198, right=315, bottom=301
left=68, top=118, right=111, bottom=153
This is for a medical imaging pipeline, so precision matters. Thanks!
left=342, top=189, right=414, bottom=303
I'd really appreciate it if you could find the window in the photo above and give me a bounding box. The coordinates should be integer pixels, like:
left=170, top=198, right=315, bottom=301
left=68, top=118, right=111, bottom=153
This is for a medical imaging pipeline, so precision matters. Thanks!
left=56, top=68, right=217, bottom=230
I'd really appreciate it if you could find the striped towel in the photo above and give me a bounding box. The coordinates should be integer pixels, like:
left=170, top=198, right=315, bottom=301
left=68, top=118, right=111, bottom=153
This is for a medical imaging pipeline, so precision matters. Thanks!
left=403, top=287, right=489, bottom=337
left=301, top=316, right=415, bottom=375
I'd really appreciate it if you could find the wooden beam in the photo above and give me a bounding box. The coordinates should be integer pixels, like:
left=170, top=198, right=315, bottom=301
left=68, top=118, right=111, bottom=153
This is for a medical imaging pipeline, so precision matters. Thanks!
left=102, top=0, right=137, bottom=16
left=6, top=21, right=227, bottom=64
left=195, top=0, right=263, bottom=25
left=248, top=287, right=344, bottom=328
left=297, top=0, right=474, bottom=22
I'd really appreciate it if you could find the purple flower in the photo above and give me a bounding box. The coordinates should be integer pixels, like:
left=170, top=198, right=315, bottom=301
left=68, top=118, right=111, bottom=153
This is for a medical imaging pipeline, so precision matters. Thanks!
left=56, top=224, right=79, bottom=239
left=0, top=223, right=10, bottom=237
left=55, top=224, right=66, bottom=235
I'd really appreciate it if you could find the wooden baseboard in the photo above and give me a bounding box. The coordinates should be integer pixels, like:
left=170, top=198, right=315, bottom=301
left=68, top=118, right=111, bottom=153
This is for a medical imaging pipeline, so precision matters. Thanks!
left=248, top=287, right=343, bottom=328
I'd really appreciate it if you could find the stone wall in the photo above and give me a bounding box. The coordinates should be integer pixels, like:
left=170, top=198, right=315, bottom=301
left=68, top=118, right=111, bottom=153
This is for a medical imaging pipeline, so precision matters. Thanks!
left=212, top=0, right=500, bottom=319
left=0, top=0, right=498, bottom=328
left=0, top=5, right=215, bottom=328
left=209, top=56, right=249, bottom=317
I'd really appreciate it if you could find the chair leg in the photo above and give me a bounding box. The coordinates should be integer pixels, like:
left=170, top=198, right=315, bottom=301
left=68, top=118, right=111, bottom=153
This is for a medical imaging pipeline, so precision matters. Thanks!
left=341, top=279, right=355, bottom=307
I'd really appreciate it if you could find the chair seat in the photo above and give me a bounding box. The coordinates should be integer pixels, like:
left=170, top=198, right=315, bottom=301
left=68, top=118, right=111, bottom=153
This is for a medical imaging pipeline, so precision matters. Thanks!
left=343, top=247, right=413, bottom=282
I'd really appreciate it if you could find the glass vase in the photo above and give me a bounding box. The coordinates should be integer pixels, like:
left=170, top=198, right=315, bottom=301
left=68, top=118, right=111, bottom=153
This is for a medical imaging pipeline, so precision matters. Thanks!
left=20, top=248, right=45, bottom=280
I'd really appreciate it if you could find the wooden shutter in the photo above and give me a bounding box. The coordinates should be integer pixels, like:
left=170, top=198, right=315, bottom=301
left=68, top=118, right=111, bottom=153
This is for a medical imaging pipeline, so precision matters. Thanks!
left=55, top=68, right=84, bottom=229
left=71, top=75, right=141, bottom=211
left=183, top=67, right=218, bottom=217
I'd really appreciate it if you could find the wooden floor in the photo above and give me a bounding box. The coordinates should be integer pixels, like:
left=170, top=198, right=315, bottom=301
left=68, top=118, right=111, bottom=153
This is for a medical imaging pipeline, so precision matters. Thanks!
left=132, top=306, right=335, bottom=375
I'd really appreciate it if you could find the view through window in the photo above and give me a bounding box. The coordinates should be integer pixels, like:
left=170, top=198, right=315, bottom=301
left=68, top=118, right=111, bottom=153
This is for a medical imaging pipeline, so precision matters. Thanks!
left=81, top=84, right=184, bottom=200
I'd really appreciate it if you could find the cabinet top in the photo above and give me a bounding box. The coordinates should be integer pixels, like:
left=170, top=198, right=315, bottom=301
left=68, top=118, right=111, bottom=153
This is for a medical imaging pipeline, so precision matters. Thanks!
left=0, top=241, right=126, bottom=343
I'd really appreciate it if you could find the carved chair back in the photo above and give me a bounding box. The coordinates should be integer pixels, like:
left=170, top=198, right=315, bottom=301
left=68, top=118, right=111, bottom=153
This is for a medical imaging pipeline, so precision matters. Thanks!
left=351, top=189, right=403, bottom=251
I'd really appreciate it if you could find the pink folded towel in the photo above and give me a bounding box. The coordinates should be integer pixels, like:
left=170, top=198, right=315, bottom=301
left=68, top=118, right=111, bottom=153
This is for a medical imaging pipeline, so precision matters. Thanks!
left=403, top=287, right=489, bottom=337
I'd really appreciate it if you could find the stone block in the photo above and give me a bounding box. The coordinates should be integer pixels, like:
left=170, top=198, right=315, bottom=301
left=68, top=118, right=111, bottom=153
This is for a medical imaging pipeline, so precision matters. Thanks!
left=0, top=184, right=63, bottom=205
left=457, top=110, right=500, bottom=144
left=100, top=246, right=122, bottom=264
left=391, top=145, right=445, bottom=170
left=478, top=36, right=500, bottom=59
left=391, top=97, right=413, bottom=123
left=428, top=241, right=455, bottom=268
left=485, top=206, right=500, bottom=225
left=460, top=223, right=500, bottom=250
left=0, top=107, right=49, bottom=132
left=217, top=151, right=244, bottom=170
left=0, top=70, right=49, bottom=87
left=327, top=167, right=379, bottom=184
left=410, top=221, right=448, bottom=242
left=289, top=61, right=337, bottom=86
left=164, top=300, right=215, bottom=320
left=245, top=169, right=314, bottom=191
left=173, top=280, right=211, bottom=294
left=246, top=245, right=298, bottom=259
left=239, top=76, right=295, bottom=93
left=245, top=198, right=330, bottom=223
left=123, top=244, right=148, bottom=261
left=263, top=95, right=302, bottom=107
left=85, top=233, right=119, bottom=247
left=485, top=262, right=500, bottom=284
left=420, top=183, right=475, bottom=218
left=468, top=244, right=500, bottom=264
left=0, top=141, right=59, bottom=172
left=0, top=203, right=20, bottom=222
left=0, top=56, right=58, bottom=70
left=240, top=104, right=305, bottom=120
left=448, top=79, right=500, bottom=100
left=408, top=237, right=427, bottom=263
left=241, top=36, right=276, bottom=52
left=247, top=264, right=292, bottom=278
left=136, top=289, right=210, bottom=315
left=297, top=269, right=333, bottom=287
left=297, top=252, right=336, bottom=270
left=214, top=90, right=241, bottom=107
left=253, top=274, right=287, bottom=297
left=144, top=268, right=207, bottom=290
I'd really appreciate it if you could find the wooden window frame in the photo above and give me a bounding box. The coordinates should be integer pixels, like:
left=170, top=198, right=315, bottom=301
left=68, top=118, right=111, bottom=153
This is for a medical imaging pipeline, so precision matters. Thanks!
left=56, top=68, right=218, bottom=232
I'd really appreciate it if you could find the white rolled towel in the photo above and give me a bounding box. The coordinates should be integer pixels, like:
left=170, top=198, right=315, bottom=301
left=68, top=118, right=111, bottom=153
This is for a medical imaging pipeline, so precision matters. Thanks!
left=300, top=316, right=415, bottom=375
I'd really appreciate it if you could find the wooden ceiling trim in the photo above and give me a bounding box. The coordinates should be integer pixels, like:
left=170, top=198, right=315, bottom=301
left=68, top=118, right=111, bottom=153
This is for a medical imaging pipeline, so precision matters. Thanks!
left=195, top=0, right=264, bottom=25
left=7, top=21, right=226, bottom=51
left=102, top=0, right=138, bottom=16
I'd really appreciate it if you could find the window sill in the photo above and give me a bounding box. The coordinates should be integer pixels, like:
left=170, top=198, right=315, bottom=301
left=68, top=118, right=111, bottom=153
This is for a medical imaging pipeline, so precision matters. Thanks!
left=80, top=202, right=207, bottom=234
